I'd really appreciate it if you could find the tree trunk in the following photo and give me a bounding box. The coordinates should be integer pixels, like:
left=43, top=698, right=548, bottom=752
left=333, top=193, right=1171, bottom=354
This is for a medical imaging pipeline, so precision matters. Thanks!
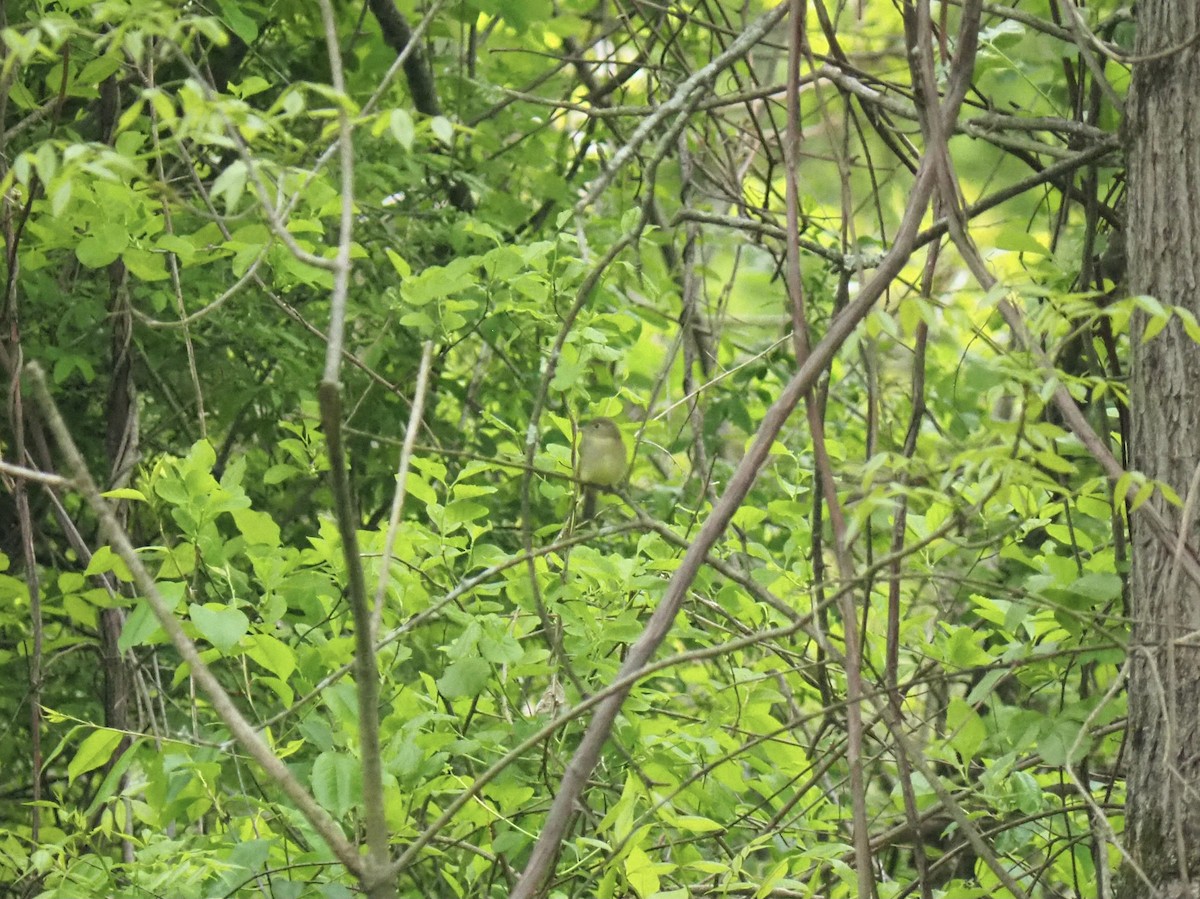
left=1123, top=1, right=1200, bottom=894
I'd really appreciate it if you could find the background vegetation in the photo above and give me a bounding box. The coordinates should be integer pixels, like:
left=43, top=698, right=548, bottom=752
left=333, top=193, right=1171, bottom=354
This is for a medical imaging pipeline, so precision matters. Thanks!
left=0, top=0, right=1149, bottom=897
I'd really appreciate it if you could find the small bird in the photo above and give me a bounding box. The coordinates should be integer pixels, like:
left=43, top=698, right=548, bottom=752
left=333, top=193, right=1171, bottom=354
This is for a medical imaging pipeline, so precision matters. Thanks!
left=576, top=417, right=627, bottom=520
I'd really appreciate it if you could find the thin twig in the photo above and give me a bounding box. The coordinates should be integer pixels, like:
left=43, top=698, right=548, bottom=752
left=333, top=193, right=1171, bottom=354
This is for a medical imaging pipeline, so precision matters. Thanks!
left=574, top=4, right=789, bottom=212
left=371, top=339, right=435, bottom=637
left=0, top=458, right=67, bottom=486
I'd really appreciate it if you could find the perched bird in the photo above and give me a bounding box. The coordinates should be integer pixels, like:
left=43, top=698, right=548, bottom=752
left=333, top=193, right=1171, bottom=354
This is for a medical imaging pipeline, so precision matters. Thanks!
left=576, top=417, right=627, bottom=520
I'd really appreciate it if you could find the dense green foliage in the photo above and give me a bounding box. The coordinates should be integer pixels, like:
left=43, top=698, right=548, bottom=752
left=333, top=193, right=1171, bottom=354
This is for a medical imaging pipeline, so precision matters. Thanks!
left=0, top=1, right=1141, bottom=897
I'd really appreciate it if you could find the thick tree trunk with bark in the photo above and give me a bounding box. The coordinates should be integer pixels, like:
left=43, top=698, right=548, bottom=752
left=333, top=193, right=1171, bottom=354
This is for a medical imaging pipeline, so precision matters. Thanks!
left=1123, top=1, right=1200, bottom=894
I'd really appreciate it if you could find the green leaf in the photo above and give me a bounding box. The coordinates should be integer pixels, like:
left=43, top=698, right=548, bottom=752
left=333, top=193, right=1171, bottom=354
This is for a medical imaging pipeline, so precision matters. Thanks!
left=495, top=0, right=551, bottom=31
left=246, top=632, right=296, bottom=680
left=430, top=115, right=454, bottom=146
left=83, top=739, right=139, bottom=816
left=231, top=507, right=281, bottom=547
left=389, top=109, right=414, bottom=150
left=219, top=840, right=273, bottom=889
left=437, top=656, right=490, bottom=698
left=479, top=631, right=523, bottom=664
left=1066, top=572, right=1122, bottom=603
left=385, top=248, right=411, bottom=279
left=440, top=499, right=488, bottom=529
left=756, top=859, right=789, bottom=899
left=993, top=228, right=1049, bottom=257
left=1038, top=715, right=1089, bottom=766
left=311, top=751, right=362, bottom=817
left=77, top=54, right=123, bottom=88
left=212, top=160, right=248, bottom=211
left=624, top=845, right=672, bottom=898
left=85, top=545, right=133, bottom=582
left=215, top=1, right=259, bottom=43
left=1142, top=309, right=1171, bottom=343
left=1131, top=480, right=1156, bottom=511
left=118, top=582, right=185, bottom=651
left=189, top=603, right=249, bottom=653
left=1134, top=294, right=1166, bottom=317
left=942, top=625, right=995, bottom=667
left=101, top=488, right=147, bottom=502
left=946, top=697, right=987, bottom=761
left=122, top=246, right=169, bottom=281
left=1179, top=307, right=1200, bottom=345
left=404, top=471, right=438, bottom=506
left=671, top=815, right=723, bottom=833
left=49, top=178, right=72, bottom=216
left=68, top=729, right=124, bottom=785
left=76, top=224, right=128, bottom=268
left=1010, top=770, right=1045, bottom=814
left=263, top=463, right=299, bottom=485
left=231, top=76, right=270, bottom=100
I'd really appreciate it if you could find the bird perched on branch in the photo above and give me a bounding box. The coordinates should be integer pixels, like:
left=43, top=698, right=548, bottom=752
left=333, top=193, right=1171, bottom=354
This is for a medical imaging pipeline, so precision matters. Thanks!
left=576, top=417, right=626, bottom=520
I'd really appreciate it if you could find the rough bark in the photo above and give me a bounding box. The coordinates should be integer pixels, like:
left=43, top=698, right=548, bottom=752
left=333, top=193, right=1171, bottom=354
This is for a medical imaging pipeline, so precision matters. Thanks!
left=1122, top=1, right=1200, bottom=894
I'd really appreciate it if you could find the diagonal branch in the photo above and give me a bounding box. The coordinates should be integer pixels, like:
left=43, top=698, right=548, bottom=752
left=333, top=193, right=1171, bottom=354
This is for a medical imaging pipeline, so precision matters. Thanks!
left=509, top=117, right=945, bottom=899
left=23, top=362, right=363, bottom=876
